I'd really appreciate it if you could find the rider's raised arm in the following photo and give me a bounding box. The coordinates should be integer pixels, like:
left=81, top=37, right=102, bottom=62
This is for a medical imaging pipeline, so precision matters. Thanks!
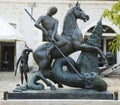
left=34, top=16, right=48, bottom=39
left=34, top=16, right=46, bottom=32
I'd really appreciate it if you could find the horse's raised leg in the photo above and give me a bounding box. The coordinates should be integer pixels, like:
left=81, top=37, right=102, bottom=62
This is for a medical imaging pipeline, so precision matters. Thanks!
left=90, top=46, right=108, bottom=65
left=78, top=44, right=108, bottom=65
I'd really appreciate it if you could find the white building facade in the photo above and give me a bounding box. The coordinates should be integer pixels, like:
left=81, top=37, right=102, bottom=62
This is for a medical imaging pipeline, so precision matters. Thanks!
left=0, top=0, right=119, bottom=74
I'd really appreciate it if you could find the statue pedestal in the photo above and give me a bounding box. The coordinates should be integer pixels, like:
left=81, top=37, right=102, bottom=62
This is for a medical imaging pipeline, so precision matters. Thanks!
left=4, top=89, right=113, bottom=100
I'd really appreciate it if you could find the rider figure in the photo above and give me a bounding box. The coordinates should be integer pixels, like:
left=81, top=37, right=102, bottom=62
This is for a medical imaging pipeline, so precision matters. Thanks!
left=34, top=6, right=67, bottom=57
left=15, top=47, right=33, bottom=85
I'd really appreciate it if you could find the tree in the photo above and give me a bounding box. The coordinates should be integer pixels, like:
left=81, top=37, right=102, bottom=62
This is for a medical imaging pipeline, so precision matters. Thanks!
left=102, top=0, right=120, bottom=53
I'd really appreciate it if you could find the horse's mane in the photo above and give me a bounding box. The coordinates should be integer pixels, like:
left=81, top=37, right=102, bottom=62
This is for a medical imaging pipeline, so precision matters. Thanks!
left=62, top=7, right=78, bottom=36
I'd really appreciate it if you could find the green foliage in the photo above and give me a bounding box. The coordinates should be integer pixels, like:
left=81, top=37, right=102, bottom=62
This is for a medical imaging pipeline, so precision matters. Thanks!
left=102, top=1, right=120, bottom=28
left=108, top=34, right=120, bottom=53
left=102, top=0, right=120, bottom=53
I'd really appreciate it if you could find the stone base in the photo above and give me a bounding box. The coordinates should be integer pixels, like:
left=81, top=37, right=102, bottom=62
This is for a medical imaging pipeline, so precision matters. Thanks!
left=4, top=89, right=113, bottom=100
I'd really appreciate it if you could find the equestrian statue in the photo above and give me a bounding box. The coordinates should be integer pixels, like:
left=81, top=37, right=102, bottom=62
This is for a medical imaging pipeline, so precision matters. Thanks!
left=25, top=2, right=108, bottom=92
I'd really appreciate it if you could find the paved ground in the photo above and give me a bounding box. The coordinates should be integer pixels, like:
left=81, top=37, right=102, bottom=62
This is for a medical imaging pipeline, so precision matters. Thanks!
left=0, top=72, right=20, bottom=99
left=0, top=72, right=120, bottom=100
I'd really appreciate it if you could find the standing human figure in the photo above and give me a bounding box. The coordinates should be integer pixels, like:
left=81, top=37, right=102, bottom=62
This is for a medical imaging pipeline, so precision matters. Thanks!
left=34, top=6, right=67, bottom=57
left=15, top=48, right=33, bottom=85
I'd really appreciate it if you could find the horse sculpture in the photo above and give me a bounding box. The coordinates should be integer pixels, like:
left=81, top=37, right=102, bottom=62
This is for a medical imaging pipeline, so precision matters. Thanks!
left=27, top=2, right=108, bottom=91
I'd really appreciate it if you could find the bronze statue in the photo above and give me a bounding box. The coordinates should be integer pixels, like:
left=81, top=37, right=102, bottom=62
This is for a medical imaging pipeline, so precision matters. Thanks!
left=30, top=2, right=108, bottom=90
left=15, top=48, right=33, bottom=84
left=27, top=18, right=107, bottom=92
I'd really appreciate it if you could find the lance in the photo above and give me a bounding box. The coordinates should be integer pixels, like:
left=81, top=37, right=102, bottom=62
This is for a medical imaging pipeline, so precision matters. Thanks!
left=24, top=9, right=84, bottom=80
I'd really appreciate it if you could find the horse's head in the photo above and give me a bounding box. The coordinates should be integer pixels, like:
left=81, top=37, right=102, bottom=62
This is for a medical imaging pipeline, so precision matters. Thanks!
left=73, top=2, right=89, bottom=22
